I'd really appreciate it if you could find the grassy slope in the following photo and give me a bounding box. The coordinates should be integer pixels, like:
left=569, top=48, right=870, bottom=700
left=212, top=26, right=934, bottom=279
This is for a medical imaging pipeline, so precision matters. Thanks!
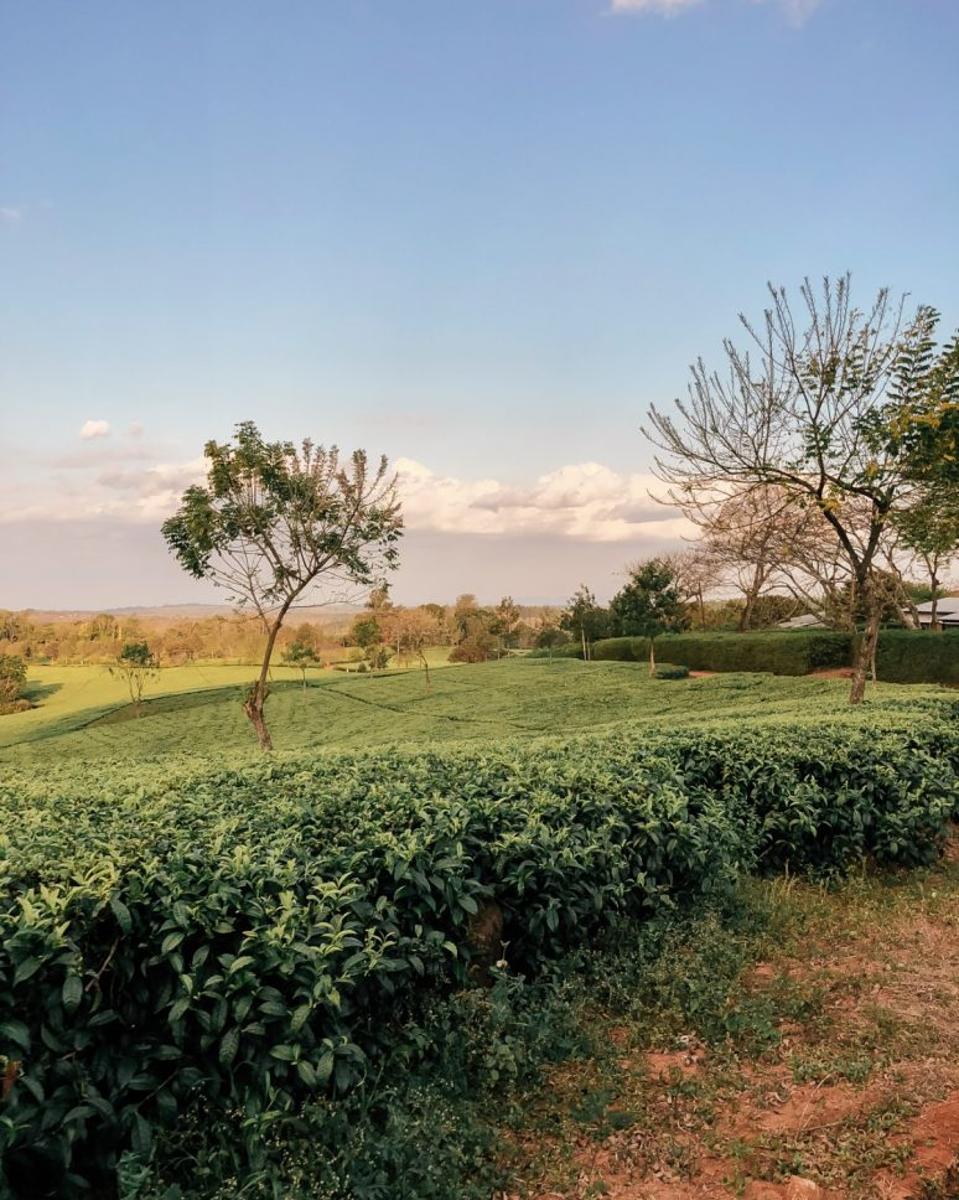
left=2, top=657, right=953, bottom=767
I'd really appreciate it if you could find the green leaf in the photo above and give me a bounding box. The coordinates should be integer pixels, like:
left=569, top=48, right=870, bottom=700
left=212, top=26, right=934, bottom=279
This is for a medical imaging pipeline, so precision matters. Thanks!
left=315, top=1052, right=335, bottom=1085
left=0, top=1020, right=31, bottom=1050
left=296, top=1060, right=318, bottom=1088
left=161, top=932, right=185, bottom=956
left=110, top=896, right=133, bottom=934
left=13, top=957, right=42, bottom=986
left=62, top=974, right=83, bottom=1013
left=218, top=1027, right=240, bottom=1067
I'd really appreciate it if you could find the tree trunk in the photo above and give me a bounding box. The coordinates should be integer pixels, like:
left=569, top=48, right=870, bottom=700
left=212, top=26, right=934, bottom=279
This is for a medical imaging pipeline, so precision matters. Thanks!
left=244, top=615, right=286, bottom=751
left=243, top=682, right=273, bottom=751
left=739, top=565, right=763, bottom=631
left=849, top=595, right=881, bottom=705
left=581, top=627, right=588, bottom=662
left=648, top=637, right=656, bottom=677
left=931, top=571, right=942, bottom=632
left=420, top=650, right=432, bottom=693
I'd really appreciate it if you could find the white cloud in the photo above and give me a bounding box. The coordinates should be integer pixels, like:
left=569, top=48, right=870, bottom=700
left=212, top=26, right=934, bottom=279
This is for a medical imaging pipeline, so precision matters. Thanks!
left=611, top=0, right=703, bottom=11
left=0, top=207, right=22, bottom=224
left=80, top=419, right=111, bottom=440
left=127, top=422, right=145, bottom=439
left=1, top=454, right=693, bottom=544
left=395, top=458, right=692, bottom=543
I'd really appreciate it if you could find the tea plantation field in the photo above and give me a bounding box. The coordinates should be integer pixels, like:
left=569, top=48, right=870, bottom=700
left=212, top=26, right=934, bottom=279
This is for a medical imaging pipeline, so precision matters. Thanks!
left=1, top=656, right=953, bottom=765
left=2, top=659, right=959, bottom=1199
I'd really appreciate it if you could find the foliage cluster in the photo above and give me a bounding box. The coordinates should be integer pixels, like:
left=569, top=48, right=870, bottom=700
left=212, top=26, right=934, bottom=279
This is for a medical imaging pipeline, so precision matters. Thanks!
left=2, top=717, right=958, bottom=1194
left=0, top=655, right=29, bottom=716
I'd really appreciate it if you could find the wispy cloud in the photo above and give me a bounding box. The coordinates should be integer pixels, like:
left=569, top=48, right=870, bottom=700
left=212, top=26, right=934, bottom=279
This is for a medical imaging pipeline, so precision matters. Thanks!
left=0, top=207, right=23, bottom=224
left=773, top=0, right=823, bottom=27
left=612, top=0, right=823, bottom=22
left=80, top=419, right=111, bottom=440
left=611, top=0, right=703, bottom=12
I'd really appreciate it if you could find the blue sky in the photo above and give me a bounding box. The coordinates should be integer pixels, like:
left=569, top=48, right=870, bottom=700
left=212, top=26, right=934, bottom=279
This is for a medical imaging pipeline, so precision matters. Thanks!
left=1, top=0, right=957, bottom=607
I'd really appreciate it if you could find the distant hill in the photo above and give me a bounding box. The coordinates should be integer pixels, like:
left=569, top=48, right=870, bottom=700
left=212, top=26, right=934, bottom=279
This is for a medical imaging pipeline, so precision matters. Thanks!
left=17, top=603, right=364, bottom=624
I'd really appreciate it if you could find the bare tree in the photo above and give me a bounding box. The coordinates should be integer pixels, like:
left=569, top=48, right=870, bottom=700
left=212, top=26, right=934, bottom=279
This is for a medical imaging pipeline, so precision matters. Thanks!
left=677, top=487, right=811, bottom=629
left=162, top=422, right=402, bottom=749
left=645, top=276, right=935, bottom=703
left=658, top=548, right=720, bottom=630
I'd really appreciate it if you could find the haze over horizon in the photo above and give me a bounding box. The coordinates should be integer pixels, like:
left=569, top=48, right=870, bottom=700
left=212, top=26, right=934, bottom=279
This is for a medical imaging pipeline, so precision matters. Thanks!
left=2, top=0, right=957, bottom=609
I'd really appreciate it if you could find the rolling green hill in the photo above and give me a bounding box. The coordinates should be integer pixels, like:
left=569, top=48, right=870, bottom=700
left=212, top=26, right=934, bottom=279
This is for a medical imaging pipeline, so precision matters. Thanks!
left=2, top=656, right=952, bottom=767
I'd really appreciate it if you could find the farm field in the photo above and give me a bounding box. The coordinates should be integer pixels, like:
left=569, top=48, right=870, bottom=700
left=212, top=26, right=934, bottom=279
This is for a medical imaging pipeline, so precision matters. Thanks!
left=3, top=659, right=959, bottom=1199
left=2, top=656, right=953, bottom=765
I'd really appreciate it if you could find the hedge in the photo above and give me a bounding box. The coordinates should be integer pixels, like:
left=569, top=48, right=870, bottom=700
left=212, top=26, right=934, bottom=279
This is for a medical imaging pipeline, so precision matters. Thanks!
left=3, top=719, right=959, bottom=1194
left=590, top=632, right=852, bottom=675
left=872, top=629, right=959, bottom=686
left=581, top=629, right=959, bottom=683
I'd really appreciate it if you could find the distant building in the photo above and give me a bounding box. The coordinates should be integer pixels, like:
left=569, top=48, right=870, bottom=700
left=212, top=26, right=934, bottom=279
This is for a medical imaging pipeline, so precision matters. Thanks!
left=776, top=613, right=828, bottom=630
left=916, top=600, right=959, bottom=629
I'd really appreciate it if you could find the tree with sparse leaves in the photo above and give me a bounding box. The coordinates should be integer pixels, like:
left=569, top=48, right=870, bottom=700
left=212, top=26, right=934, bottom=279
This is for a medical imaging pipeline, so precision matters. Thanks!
left=162, top=422, right=402, bottom=750
left=110, top=641, right=158, bottom=716
left=645, top=276, right=958, bottom=704
left=282, top=637, right=324, bottom=690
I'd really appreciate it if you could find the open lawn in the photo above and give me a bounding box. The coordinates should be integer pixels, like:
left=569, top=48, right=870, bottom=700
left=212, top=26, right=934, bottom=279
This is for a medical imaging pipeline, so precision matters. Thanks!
left=1, top=657, right=953, bottom=765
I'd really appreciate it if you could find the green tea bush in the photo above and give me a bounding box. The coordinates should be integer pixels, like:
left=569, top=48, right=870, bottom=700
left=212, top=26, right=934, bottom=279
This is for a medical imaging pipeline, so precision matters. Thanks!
left=592, top=632, right=852, bottom=675
left=1, top=717, right=957, bottom=1194
left=654, top=663, right=690, bottom=680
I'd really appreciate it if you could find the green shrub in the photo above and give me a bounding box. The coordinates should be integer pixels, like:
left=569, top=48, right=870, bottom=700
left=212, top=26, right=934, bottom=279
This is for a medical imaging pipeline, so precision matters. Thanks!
left=1, top=720, right=957, bottom=1193
left=593, top=632, right=852, bottom=675
left=872, top=629, right=959, bottom=685
left=0, top=655, right=26, bottom=706
left=654, top=663, right=690, bottom=680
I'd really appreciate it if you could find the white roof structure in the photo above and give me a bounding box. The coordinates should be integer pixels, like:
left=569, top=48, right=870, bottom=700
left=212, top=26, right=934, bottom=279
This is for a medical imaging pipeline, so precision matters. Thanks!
left=916, top=600, right=959, bottom=626
left=777, top=613, right=828, bottom=630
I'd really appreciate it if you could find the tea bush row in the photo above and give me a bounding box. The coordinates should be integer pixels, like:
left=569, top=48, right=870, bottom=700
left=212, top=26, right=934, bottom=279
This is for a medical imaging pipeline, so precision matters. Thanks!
left=2, top=718, right=958, bottom=1194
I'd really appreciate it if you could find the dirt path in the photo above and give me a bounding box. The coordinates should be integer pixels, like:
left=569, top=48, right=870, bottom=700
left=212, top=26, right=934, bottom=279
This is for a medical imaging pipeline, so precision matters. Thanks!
left=503, top=855, right=959, bottom=1199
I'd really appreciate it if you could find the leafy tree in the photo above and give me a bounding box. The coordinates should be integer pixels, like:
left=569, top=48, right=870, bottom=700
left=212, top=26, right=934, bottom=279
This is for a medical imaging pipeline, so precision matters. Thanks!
left=534, top=617, right=569, bottom=663
left=394, top=609, right=441, bottom=691
left=645, top=276, right=957, bottom=703
left=282, top=636, right=324, bottom=690
left=0, top=654, right=27, bottom=706
left=162, top=421, right=402, bottom=750
left=610, top=559, right=688, bottom=674
left=364, top=642, right=393, bottom=672
left=350, top=614, right=383, bottom=652
left=491, top=595, right=521, bottom=657
left=560, top=585, right=610, bottom=661
left=110, top=641, right=158, bottom=716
